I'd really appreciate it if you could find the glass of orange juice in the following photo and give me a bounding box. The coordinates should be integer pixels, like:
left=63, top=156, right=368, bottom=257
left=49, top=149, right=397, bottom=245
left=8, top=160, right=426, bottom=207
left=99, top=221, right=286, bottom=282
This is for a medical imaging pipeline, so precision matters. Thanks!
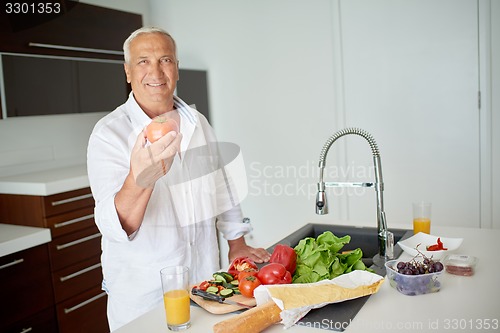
left=160, top=266, right=190, bottom=331
left=412, top=201, right=431, bottom=234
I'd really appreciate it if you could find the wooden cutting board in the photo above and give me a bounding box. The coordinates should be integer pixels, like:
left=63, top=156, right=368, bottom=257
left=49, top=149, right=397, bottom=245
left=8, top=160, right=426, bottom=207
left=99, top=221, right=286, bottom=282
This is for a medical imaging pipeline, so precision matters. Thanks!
left=190, top=286, right=257, bottom=314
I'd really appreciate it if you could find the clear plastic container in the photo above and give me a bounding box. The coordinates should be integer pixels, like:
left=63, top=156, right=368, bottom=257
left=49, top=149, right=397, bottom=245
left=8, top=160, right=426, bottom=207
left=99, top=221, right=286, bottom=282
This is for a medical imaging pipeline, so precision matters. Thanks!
left=385, top=260, right=444, bottom=296
left=443, top=255, right=478, bottom=276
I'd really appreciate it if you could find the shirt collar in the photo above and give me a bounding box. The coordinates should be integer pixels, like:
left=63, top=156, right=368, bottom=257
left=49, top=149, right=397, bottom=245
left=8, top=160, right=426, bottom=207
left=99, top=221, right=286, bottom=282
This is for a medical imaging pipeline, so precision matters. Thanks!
left=174, top=95, right=197, bottom=126
left=124, top=92, right=198, bottom=152
left=125, top=92, right=198, bottom=124
left=174, top=96, right=198, bottom=153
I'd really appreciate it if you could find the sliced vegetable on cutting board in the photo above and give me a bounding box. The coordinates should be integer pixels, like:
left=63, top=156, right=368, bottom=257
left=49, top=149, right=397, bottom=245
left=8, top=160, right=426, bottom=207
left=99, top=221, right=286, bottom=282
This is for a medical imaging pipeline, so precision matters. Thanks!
left=228, top=257, right=258, bottom=279
left=190, top=270, right=257, bottom=314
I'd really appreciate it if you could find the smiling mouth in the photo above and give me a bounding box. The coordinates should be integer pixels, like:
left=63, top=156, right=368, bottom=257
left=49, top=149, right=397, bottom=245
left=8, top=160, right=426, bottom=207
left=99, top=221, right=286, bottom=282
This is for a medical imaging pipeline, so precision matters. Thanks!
left=147, top=83, right=165, bottom=87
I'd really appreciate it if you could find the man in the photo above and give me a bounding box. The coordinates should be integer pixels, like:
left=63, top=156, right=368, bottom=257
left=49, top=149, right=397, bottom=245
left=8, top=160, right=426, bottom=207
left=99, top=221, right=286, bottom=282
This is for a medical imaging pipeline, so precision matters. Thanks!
left=87, top=27, right=270, bottom=331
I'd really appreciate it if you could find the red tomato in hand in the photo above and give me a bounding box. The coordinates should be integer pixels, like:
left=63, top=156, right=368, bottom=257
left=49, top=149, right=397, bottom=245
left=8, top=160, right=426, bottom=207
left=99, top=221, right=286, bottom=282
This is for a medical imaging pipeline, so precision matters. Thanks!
left=146, top=116, right=179, bottom=143
left=239, top=276, right=261, bottom=298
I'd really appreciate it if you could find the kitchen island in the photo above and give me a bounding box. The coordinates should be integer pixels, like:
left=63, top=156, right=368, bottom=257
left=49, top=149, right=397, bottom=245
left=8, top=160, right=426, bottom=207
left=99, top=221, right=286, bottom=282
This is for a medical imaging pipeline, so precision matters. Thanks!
left=115, top=225, right=500, bottom=333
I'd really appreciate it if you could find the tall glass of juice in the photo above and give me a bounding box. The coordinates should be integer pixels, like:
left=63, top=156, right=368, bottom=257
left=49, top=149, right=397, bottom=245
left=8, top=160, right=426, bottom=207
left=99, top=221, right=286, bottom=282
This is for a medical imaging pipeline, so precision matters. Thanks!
left=160, top=266, right=190, bottom=331
left=412, top=201, right=431, bottom=234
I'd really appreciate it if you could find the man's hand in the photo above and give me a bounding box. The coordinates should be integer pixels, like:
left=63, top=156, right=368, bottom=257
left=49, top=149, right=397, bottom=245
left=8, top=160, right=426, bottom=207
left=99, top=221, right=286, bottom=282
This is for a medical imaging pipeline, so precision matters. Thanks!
left=228, top=237, right=271, bottom=264
left=130, top=129, right=182, bottom=188
left=115, top=129, right=182, bottom=235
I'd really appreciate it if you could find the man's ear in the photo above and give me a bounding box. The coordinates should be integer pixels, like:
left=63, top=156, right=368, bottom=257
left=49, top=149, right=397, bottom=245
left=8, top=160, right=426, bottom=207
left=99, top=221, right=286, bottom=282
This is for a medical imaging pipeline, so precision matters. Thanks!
left=124, top=63, right=131, bottom=83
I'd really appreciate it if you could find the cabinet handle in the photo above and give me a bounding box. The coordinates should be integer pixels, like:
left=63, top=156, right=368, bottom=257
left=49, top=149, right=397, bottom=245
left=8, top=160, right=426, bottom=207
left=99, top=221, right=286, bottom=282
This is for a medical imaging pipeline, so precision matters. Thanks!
left=56, top=233, right=101, bottom=250
left=0, top=258, right=24, bottom=270
left=51, top=193, right=93, bottom=206
left=54, top=214, right=95, bottom=229
left=19, top=328, right=32, bottom=333
left=64, top=291, right=107, bottom=314
left=60, top=263, right=101, bottom=282
left=29, top=42, right=124, bottom=56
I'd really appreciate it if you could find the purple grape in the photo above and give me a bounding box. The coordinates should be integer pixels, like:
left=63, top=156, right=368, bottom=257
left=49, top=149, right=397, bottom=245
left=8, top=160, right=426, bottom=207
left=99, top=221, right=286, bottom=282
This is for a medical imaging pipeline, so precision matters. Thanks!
left=434, top=262, right=444, bottom=272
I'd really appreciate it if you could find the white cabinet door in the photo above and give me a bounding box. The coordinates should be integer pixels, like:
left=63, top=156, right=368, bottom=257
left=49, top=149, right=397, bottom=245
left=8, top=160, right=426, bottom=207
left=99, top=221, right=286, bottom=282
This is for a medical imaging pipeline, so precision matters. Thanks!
left=334, top=0, right=480, bottom=227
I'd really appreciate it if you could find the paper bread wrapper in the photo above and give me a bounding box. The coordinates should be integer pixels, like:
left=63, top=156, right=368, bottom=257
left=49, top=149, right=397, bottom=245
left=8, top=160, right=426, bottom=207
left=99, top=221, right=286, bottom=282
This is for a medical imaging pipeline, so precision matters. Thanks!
left=253, top=270, right=384, bottom=328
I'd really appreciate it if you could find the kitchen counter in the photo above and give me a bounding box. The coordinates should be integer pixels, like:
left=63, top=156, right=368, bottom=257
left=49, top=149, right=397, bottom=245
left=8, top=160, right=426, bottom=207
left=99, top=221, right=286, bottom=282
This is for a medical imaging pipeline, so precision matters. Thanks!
left=0, top=164, right=89, bottom=196
left=0, top=223, right=51, bottom=257
left=115, top=225, right=500, bottom=333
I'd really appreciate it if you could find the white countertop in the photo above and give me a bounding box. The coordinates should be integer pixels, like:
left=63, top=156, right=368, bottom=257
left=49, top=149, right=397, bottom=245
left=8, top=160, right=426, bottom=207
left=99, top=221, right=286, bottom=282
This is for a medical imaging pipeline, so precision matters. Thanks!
left=0, top=164, right=89, bottom=195
left=0, top=223, right=51, bottom=257
left=115, top=226, right=500, bottom=333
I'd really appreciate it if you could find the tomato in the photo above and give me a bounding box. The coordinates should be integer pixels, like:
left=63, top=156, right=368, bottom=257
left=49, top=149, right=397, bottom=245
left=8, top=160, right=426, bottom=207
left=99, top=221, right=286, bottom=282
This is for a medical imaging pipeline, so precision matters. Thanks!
left=146, top=116, right=179, bottom=143
left=228, top=257, right=258, bottom=279
left=198, top=281, right=210, bottom=291
left=257, top=263, right=292, bottom=285
left=239, top=276, right=262, bottom=298
left=269, top=244, right=297, bottom=274
left=237, top=268, right=258, bottom=283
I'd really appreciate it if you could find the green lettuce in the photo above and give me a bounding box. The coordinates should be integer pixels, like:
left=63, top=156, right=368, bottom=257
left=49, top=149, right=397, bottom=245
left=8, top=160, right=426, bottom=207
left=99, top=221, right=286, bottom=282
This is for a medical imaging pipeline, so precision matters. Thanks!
left=292, top=231, right=370, bottom=283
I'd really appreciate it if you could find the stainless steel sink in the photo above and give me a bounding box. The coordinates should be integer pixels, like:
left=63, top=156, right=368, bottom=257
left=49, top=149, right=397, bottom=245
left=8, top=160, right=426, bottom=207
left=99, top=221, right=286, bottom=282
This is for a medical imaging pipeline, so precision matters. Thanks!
left=265, top=223, right=412, bottom=331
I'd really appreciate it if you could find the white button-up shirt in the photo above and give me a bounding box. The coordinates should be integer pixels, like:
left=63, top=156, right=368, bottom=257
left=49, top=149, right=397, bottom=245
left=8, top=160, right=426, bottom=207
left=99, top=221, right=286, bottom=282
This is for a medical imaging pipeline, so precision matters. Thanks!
left=87, top=94, right=251, bottom=331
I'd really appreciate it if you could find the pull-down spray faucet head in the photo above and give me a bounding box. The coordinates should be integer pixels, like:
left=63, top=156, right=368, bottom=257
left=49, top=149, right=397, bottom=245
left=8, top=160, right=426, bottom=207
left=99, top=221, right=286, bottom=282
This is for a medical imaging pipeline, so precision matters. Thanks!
left=316, top=164, right=327, bottom=214
left=316, top=189, right=328, bottom=214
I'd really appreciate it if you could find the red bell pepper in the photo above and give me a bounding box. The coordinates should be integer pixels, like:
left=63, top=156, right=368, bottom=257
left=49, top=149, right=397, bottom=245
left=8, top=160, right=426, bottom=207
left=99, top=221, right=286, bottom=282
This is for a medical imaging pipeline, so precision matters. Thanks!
left=269, top=244, right=297, bottom=274
left=227, top=257, right=258, bottom=279
left=426, top=237, right=448, bottom=251
left=257, top=263, right=292, bottom=285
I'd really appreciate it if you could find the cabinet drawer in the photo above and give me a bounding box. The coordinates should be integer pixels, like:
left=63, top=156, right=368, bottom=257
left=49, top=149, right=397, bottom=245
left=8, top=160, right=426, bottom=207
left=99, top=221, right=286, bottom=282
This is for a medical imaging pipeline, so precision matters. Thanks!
left=43, top=188, right=94, bottom=217
left=3, top=306, right=58, bottom=333
left=56, top=286, right=109, bottom=333
left=49, top=226, right=102, bottom=271
left=45, top=206, right=95, bottom=238
left=53, top=255, right=102, bottom=303
left=0, top=245, right=54, bottom=329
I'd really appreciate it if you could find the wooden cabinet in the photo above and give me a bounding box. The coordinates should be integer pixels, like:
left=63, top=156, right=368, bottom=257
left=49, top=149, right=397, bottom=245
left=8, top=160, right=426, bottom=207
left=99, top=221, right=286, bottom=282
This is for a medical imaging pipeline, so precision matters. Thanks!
left=0, top=1, right=142, bottom=118
left=0, top=245, right=55, bottom=332
left=0, top=187, right=108, bottom=333
left=3, top=307, right=58, bottom=333
left=56, top=286, right=108, bottom=333
left=0, top=1, right=142, bottom=60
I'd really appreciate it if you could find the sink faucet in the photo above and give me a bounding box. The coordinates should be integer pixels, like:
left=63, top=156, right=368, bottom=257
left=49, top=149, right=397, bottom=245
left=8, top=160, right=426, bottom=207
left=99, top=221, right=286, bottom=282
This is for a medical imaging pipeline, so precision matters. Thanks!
left=315, top=127, right=394, bottom=260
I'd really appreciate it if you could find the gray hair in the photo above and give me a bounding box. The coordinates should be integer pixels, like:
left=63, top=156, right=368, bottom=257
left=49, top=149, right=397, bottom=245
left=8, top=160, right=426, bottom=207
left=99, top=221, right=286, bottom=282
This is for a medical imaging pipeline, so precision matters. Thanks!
left=123, top=26, right=177, bottom=63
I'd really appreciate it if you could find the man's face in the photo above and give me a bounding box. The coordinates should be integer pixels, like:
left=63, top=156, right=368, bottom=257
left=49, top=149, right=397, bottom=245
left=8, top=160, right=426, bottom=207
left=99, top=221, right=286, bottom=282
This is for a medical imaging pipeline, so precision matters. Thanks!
left=124, top=33, right=179, bottom=116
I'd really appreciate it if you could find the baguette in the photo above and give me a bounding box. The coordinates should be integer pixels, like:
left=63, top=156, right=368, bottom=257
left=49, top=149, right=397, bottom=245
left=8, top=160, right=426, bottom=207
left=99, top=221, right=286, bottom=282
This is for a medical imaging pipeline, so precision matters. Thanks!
left=213, top=301, right=281, bottom=333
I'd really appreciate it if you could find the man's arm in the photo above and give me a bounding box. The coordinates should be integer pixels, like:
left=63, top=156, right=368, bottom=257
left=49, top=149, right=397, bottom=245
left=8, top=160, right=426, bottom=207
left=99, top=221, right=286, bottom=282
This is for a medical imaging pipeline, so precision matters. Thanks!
left=114, top=173, right=154, bottom=236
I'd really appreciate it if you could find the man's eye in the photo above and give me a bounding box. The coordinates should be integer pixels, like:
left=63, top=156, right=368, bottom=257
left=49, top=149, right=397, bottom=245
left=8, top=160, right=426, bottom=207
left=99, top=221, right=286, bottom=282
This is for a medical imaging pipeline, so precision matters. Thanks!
left=138, top=59, right=148, bottom=64
left=161, top=58, right=173, bottom=63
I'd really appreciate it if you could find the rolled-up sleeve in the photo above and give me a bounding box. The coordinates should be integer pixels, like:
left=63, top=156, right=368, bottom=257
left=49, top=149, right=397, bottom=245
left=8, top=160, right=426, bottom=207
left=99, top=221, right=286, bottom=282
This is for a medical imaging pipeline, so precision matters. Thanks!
left=216, top=205, right=252, bottom=240
left=87, top=123, right=132, bottom=243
